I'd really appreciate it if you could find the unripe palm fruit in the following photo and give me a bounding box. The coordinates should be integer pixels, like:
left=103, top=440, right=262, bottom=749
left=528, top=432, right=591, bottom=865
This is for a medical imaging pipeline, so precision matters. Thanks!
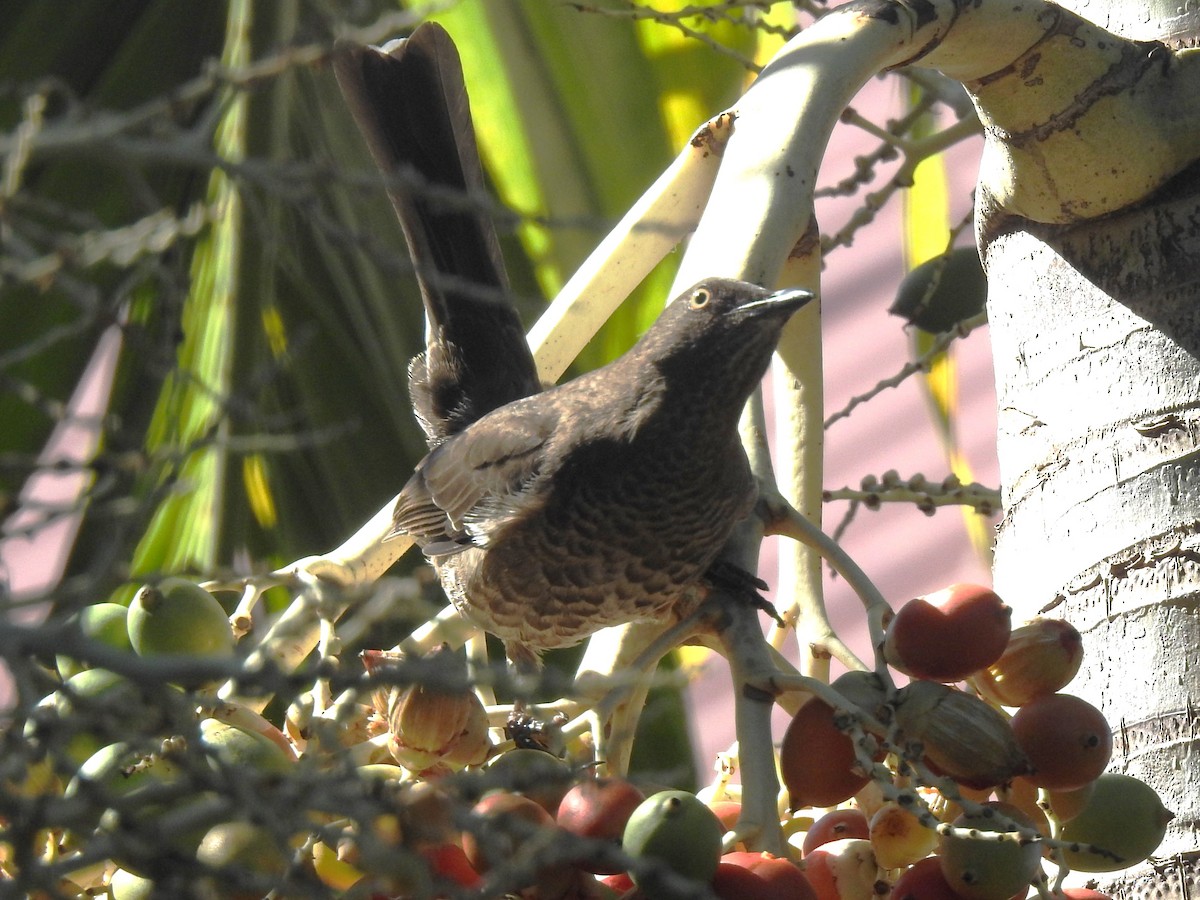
left=481, top=747, right=573, bottom=817
left=36, top=670, right=145, bottom=765
left=195, top=821, right=289, bottom=900
left=57, top=602, right=134, bottom=679
left=198, top=718, right=294, bottom=775
left=108, top=869, right=156, bottom=900
left=128, top=579, right=234, bottom=661
left=622, top=790, right=723, bottom=890
left=884, top=584, right=1011, bottom=682
left=1060, top=773, right=1173, bottom=872
left=937, top=802, right=1042, bottom=900
left=973, top=618, right=1083, bottom=707
left=889, top=247, right=987, bottom=333
left=64, top=741, right=185, bottom=834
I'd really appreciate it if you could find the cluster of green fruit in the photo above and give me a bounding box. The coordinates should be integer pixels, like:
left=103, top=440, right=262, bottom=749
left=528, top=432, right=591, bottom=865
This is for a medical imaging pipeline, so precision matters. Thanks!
left=2, top=579, right=1172, bottom=899
left=8, top=579, right=304, bottom=897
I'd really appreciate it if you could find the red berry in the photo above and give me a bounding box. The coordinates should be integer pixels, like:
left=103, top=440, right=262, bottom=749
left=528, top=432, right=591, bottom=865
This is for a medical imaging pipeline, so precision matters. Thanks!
left=891, top=856, right=963, bottom=900
left=884, top=584, right=1011, bottom=682
left=418, top=843, right=481, bottom=888
left=556, top=776, right=646, bottom=874
left=781, top=698, right=874, bottom=809
left=803, top=808, right=870, bottom=855
left=714, top=851, right=815, bottom=900
left=1011, top=693, right=1112, bottom=791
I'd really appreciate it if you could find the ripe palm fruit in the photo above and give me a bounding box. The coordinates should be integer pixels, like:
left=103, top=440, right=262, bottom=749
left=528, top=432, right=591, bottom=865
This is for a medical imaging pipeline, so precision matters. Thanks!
left=127, top=578, right=234, bottom=673
left=869, top=801, right=937, bottom=868
left=1060, top=773, right=1173, bottom=872
left=884, top=584, right=1011, bottom=682
left=973, top=618, right=1083, bottom=708
left=891, top=855, right=966, bottom=900
left=781, top=694, right=879, bottom=809
left=1010, top=693, right=1112, bottom=791
left=714, top=851, right=815, bottom=900
left=556, top=776, right=646, bottom=874
left=937, top=802, right=1042, bottom=900
left=622, top=790, right=724, bottom=891
left=461, top=789, right=574, bottom=897
left=893, top=681, right=1029, bottom=789
left=1046, top=781, right=1095, bottom=824
left=1003, top=776, right=1052, bottom=840
left=801, top=838, right=878, bottom=900
left=802, top=808, right=870, bottom=855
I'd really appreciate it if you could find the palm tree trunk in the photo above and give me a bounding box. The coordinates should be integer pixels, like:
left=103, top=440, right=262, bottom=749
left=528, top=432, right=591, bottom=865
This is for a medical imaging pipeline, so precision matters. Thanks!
left=986, top=8, right=1200, bottom=894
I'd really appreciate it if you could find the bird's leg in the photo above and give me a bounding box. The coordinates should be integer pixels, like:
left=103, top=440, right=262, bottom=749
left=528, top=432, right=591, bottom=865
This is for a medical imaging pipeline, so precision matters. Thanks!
left=501, top=643, right=569, bottom=754
left=699, top=590, right=788, bottom=856
left=704, top=559, right=786, bottom=628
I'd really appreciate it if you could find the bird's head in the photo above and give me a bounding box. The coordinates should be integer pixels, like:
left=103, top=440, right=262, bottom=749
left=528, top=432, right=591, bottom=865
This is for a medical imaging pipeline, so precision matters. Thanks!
left=637, top=278, right=814, bottom=391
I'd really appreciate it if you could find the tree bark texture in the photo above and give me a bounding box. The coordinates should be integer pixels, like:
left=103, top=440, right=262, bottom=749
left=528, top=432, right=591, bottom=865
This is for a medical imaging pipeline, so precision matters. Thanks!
left=987, top=159, right=1200, bottom=897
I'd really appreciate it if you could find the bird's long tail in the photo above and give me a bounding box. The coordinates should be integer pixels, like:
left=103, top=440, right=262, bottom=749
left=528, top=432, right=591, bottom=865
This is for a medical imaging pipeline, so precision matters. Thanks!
left=333, top=23, right=541, bottom=446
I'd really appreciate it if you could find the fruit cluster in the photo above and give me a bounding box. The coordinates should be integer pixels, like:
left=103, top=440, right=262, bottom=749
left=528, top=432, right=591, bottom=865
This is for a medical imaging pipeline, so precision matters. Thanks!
left=779, top=584, right=1171, bottom=900
left=2, top=580, right=1171, bottom=898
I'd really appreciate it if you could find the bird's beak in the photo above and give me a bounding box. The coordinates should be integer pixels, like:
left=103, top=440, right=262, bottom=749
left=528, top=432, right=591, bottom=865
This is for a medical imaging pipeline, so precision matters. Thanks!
left=738, top=287, right=814, bottom=317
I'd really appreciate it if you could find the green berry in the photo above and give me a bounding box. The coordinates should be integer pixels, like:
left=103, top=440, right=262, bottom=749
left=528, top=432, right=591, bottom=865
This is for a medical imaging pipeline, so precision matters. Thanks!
left=622, top=790, right=723, bottom=891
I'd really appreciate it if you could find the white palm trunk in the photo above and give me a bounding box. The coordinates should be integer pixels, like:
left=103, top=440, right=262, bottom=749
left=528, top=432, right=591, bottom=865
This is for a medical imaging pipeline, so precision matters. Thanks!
left=989, top=4, right=1200, bottom=895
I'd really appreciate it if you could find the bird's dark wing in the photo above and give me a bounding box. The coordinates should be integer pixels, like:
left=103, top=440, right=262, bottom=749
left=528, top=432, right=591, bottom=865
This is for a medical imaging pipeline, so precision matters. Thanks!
left=391, top=406, right=559, bottom=551
left=332, top=24, right=540, bottom=445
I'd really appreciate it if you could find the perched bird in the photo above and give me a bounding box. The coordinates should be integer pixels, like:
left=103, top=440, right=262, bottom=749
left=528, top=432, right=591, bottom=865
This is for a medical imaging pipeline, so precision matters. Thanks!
left=333, top=23, right=541, bottom=447
left=334, top=24, right=813, bottom=671
left=390, top=278, right=812, bottom=671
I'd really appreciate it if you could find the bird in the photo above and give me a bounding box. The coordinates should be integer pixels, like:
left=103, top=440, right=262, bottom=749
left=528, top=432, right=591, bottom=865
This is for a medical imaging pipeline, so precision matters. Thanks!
left=389, top=278, right=812, bottom=672
left=334, top=24, right=814, bottom=672
left=333, top=23, right=541, bottom=448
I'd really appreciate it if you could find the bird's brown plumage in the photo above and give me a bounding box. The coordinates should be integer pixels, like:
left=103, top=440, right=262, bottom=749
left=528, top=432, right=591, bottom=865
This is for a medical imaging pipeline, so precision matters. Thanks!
left=391, top=279, right=812, bottom=669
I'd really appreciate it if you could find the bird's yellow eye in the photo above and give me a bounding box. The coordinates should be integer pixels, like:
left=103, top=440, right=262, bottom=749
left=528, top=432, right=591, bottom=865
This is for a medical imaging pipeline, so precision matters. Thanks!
left=689, top=288, right=711, bottom=309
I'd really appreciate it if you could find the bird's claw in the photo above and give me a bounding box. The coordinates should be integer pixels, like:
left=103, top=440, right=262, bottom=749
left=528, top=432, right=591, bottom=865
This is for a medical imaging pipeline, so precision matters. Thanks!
left=706, top=560, right=786, bottom=628
left=505, top=709, right=568, bottom=756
